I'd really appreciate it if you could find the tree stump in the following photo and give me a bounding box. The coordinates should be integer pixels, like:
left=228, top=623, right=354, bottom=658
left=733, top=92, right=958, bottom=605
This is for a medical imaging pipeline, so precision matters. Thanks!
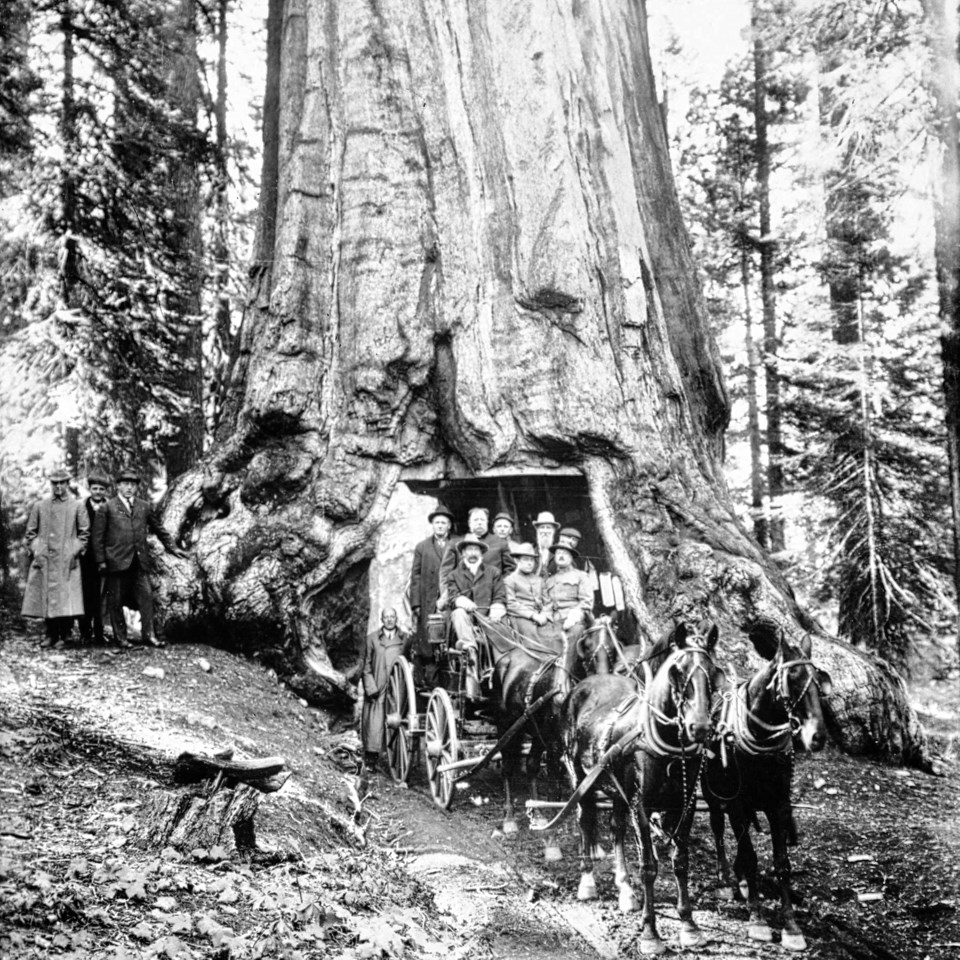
left=144, top=783, right=261, bottom=855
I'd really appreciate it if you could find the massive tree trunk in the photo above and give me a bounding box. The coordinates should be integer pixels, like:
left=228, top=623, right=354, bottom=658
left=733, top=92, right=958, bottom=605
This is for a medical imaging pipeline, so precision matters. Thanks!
left=157, top=0, right=930, bottom=768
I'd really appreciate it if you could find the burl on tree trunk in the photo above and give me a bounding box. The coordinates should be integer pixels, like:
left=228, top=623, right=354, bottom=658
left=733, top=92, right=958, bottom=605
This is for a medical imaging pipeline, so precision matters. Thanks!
left=155, top=0, right=932, bottom=768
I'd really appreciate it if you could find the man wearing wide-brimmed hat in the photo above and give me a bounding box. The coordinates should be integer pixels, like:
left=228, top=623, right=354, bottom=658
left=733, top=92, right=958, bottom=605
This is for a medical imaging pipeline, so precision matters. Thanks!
left=445, top=533, right=507, bottom=698
left=78, top=468, right=111, bottom=645
left=92, top=467, right=189, bottom=649
left=21, top=468, right=90, bottom=648
left=503, top=542, right=548, bottom=644
left=409, top=503, right=455, bottom=686
left=438, top=507, right=515, bottom=591
left=543, top=543, right=593, bottom=648
left=532, top=510, right=560, bottom=577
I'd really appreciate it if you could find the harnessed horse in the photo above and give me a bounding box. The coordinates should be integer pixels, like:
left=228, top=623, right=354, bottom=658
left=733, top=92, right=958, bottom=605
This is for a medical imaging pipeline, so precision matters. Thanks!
left=473, top=611, right=607, bottom=856
left=558, top=620, right=723, bottom=955
left=703, top=634, right=832, bottom=951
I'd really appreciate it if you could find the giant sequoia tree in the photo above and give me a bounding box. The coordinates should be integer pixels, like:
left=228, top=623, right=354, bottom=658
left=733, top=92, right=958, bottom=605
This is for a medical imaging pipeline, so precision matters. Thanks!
left=157, top=0, right=931, bottom=767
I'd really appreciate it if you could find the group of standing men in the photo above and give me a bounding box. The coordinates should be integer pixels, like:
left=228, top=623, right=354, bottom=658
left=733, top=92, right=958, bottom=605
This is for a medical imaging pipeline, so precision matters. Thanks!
left=21, top=467, right=188, bottom=649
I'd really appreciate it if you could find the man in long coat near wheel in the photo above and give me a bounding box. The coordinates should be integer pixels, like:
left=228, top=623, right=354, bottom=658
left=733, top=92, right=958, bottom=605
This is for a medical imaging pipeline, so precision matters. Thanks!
left=360, top=607, right=413, bottom=772
left=21, top=468, right=90, bottom=648
left=78, top=468, right=110, bottom=645
left=409, top=504, right=454, bottom=687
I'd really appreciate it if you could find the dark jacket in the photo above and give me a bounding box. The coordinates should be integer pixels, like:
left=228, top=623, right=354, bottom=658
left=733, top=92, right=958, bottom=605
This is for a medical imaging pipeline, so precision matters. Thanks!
left=92, top=496, right=178, bottom=573
left=446, top=561, right=507, bottom=615
left=439, top=533, right=515, bottom=589
left=410, top=535, right=450, bottom=615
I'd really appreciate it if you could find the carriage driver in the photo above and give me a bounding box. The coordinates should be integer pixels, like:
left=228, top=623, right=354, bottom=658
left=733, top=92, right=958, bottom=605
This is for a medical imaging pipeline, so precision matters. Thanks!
left=543, top=543, right=593, bottom=646
left=445, top=533, right=507, bottom=698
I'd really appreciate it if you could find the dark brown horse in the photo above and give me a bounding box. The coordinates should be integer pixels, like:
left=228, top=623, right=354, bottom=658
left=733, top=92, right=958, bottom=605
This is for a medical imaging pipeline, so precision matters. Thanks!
left=703, top=633, right=832, bottom=951
left=560, top=620, right=722, bottom=955
left=474, top=612, right=607, bottom=857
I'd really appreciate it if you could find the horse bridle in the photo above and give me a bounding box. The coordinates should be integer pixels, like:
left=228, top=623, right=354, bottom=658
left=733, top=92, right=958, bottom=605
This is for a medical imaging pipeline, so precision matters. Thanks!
left=640, top=644, right=719, bottom=758
left=721, top=656, right=820, bottom=757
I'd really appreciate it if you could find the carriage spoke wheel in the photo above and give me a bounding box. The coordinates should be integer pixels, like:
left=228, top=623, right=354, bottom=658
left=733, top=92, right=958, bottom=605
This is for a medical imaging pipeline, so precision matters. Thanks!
left=425, top=688, right=460, bottom=810
left=384, top=656, right=417, bottom=784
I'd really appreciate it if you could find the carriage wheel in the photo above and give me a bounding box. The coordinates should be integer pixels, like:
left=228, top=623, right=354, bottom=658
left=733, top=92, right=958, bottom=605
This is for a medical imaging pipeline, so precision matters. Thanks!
left=384, top=656, right=417, bottom=784
left=424, top=687, right=460, bottom=810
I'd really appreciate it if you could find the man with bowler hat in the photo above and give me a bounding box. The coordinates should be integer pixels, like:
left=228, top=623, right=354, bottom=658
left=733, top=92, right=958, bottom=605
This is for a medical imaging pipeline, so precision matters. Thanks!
left=21, top=468, right=90, bottom=648
left=78, top=468, right=111, bottom=644
left=92, top=467, right=189, bottom=648
left=409, top=503, right=454, bottom=686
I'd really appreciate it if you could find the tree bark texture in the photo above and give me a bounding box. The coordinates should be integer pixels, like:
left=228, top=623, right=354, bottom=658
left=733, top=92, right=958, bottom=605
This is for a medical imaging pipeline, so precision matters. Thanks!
left=143, top=784, right=260, bottom=854
left=157, top=0, right=929, bottom=766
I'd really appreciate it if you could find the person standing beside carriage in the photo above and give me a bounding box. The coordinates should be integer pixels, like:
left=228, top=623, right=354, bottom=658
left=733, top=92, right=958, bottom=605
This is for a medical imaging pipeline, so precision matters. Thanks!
left=360, top=607, right=413, bottom=773
left=78, top=468, right=110, bottom=645
left=21, top=468, right=90, bottom=648
left=543, top=543, right=592, bottom=647
left=503, top=542, right=549, bottom=644
left=445, top=534, right=507, bottom=699
left=409, top=504, right=454, bottom=687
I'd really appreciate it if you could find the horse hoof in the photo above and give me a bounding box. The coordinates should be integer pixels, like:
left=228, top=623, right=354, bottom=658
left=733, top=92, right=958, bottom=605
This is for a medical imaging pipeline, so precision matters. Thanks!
left=543, top=844, right=562, bottom=863
left=640, top=936, right=667, bottom=956
left=748, top=923, right=773, bottom=942
left=591, top=844, right=607, bottom=860
left=502, top=819, right=519, bottom=836
left=717, top=886, right=735, bottom=901
left=680, top=927, right=706, bottom=949
left=577, top=875, right=597, bottom=901
left=617, top=888, right=638, bottom=913
left=739, top=880, right=750, bottom=899
left=781, top=932, right=808, bottom=951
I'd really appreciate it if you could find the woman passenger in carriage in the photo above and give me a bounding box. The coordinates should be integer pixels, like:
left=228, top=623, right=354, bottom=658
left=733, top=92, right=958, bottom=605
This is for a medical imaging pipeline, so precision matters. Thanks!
left=543, top=543, right=592, bottom=646
left=503, top=542, right=550, bottom=644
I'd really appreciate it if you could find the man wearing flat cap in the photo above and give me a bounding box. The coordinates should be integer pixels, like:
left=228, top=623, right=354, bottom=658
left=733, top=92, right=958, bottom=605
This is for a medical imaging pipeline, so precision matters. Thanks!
left=92, top=467, right=189, bottom=648
left=21, top=468, right=90, bottom=648
left=78, top=468, right=111, bottom=645
left=445, top=533, right=507, bottom=698
left=409, top=504, right=455, bottom=686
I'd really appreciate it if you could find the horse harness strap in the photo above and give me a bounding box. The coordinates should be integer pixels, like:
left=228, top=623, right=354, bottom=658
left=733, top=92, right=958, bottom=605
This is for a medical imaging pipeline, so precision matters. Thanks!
left=727, top=679, right=793, bottom=757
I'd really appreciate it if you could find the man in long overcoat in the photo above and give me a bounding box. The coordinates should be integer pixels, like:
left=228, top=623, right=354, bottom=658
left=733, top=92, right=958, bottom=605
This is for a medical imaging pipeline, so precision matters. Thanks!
left=360, top=607, right=412, bottom=771
left=22, top=469, right=90, bottom=647
left=409, top=504, right=454, bottom=687
left=78, top=468, right=110, bottom=645
left=92, top=467, right=188, bottom=648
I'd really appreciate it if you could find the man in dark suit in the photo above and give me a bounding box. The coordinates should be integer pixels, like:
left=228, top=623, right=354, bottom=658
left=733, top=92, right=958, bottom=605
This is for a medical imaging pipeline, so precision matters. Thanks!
left=438, top=507, right=515, bottom=595
left=78, top=468, right=110, bottom=645
left=409, top=504, right=454, bottom=686
left=92, top=468, right=188, bottom=648
left=446, top=534, right=507, bottom=698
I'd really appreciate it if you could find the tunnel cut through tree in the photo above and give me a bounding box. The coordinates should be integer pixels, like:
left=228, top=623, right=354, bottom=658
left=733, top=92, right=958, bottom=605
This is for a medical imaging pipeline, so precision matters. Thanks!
left=155, top=0, right=930, bottom=766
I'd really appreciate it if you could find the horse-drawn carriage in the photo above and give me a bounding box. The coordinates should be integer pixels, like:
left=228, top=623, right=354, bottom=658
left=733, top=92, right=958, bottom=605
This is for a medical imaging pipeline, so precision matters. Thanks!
left=382, top=610, right=615, bottom=812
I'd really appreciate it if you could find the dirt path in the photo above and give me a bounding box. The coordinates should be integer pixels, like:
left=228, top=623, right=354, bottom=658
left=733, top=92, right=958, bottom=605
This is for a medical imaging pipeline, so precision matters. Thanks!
left=1, top=629, right=958, bottom=960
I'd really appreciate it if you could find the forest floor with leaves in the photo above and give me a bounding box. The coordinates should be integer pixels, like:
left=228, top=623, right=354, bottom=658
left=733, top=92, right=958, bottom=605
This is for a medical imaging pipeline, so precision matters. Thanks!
left=0, top=609, right=958, bottom=960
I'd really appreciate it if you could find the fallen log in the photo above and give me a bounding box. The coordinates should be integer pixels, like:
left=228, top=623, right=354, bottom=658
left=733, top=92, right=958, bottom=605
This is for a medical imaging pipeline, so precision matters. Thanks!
left=172, top=752, right=288, bottom=792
